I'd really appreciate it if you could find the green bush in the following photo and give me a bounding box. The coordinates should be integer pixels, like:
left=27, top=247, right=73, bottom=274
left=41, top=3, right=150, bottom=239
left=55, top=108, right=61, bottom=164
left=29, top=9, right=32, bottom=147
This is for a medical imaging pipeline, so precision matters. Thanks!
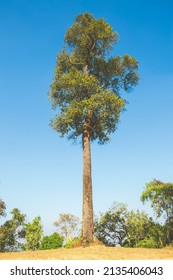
left=39, top=233, right=63, bottom=250
left=134, top=238, right=162, bottom=248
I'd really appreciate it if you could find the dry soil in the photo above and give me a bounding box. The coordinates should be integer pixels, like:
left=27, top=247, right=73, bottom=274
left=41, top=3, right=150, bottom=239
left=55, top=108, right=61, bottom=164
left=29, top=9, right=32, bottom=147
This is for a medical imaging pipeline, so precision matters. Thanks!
left=0, top=245, right=173, bottom=260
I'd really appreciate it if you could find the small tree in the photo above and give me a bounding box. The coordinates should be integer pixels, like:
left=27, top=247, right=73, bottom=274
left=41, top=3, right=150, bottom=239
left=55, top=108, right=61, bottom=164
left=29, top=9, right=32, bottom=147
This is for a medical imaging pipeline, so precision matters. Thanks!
left=54, top=213, right=80, bottom=242
left=49, top=12, right=139, bottom=242
left=141, top=179, right=173, bottom=244
left=24, top=216, right=43, bottom=251
left=94, top=202, right=127, bottom=246
left=0, top=208, right=26, bottom=252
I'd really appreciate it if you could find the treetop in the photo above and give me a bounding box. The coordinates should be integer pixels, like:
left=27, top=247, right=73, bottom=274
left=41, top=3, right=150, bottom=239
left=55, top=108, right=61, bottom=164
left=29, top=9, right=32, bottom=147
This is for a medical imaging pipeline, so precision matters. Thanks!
left=49, top=12, right=139, bottom=144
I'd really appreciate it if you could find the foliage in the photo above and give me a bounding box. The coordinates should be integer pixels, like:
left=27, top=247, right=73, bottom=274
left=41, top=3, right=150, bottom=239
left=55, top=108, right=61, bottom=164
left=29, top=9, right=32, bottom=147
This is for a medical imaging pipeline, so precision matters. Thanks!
left=49, top=12, right=139, bottom=144
left=0, top=198, right=6, bottom=217
left=63, top=237, right=82, bottom=248
left=63, top=237, right=74, bottom=248
left=94, top=202, right=127, bottom=246
left=122, top=210, right=165, bottom=248
left=24, top=216, right=43, bottom=251
left=141, top=179, right=173, bottom=218
left=39, top=232, right=63, bottom=250
left=141, top=179, right=173, bottom=244
left=0, top=208, right=26, bottom=252
left=94, top=202, right=166, bottom=248
left=134, top=238, right=161, bottom=248
left=54, top=213, right=80, bottom=242
left=63, top=236, right=102, bottom=248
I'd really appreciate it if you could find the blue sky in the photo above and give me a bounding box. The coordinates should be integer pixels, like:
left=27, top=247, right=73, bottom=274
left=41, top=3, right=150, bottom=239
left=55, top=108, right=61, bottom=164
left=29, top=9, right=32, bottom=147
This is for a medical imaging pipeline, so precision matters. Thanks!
left=0, top=0, right=173, bottom=234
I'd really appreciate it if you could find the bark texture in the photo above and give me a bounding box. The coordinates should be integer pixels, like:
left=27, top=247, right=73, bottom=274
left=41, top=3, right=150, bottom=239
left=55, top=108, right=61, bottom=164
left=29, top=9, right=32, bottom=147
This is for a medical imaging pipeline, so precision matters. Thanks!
left=82, top=124, right=94, bottom=242
left=82, top=64, right=94, bottom=243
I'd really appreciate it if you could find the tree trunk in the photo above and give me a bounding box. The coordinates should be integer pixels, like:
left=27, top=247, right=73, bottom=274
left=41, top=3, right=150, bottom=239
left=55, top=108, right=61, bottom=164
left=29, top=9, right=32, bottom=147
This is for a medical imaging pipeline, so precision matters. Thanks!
left=82, top=124, right=94, bottom=243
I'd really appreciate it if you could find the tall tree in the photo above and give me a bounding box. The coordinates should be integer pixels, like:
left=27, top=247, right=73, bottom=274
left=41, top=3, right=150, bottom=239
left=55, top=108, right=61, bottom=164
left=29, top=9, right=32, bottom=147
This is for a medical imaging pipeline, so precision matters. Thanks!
left=49, top=12, right=139, bottom=242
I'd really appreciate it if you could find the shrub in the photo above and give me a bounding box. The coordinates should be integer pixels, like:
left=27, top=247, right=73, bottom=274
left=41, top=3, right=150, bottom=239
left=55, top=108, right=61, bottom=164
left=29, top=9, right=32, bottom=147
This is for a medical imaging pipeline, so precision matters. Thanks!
left=39, top=233, right=63, bottom=250
left=134, top=238, right=162, bottom=248
left=64, top=237, right=103, bottom=248
left=64, top=237, right=83, bottom=248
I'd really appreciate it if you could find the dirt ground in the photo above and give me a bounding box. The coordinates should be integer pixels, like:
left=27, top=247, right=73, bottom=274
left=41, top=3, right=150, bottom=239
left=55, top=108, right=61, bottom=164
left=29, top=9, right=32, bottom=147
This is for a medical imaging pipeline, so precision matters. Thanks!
left=0, top=245, right=173, bottom=260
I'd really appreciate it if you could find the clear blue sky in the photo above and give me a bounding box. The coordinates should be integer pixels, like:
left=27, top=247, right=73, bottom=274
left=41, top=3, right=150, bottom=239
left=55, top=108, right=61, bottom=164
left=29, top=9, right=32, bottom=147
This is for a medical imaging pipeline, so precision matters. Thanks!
left=0, top=0, right=173, bottom=234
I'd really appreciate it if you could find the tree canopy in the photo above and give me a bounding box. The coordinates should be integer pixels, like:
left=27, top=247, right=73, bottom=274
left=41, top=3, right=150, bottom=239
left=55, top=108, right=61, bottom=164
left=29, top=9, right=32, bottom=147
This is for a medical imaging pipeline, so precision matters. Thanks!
left=49, top=12, right=139, bottom=144
left=141, top=179, right=173, bottom=243
left=141, top=179, right=173, bottom=220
